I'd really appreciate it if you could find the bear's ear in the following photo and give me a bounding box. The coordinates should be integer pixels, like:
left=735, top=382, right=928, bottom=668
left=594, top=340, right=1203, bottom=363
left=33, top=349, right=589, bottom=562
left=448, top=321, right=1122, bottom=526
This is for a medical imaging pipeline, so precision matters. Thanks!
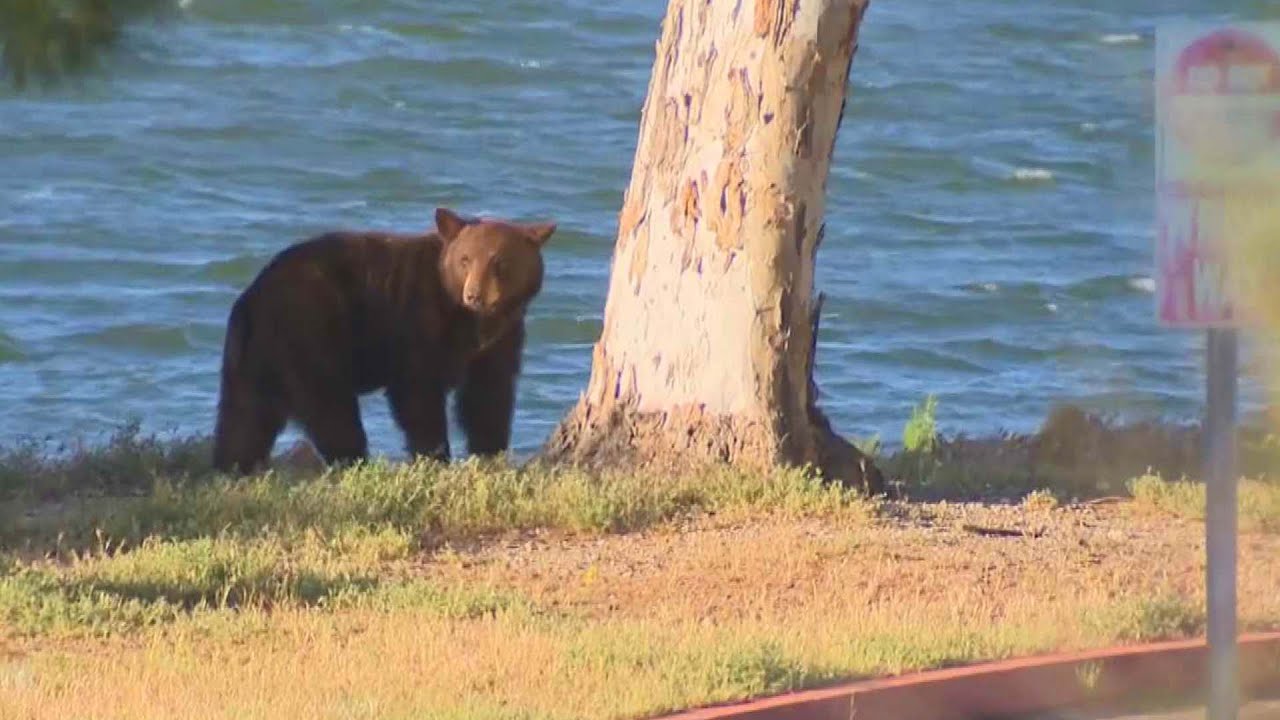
left=523, top=222, right=557, bottom=247
left=435, top=207, right=469, bottom=242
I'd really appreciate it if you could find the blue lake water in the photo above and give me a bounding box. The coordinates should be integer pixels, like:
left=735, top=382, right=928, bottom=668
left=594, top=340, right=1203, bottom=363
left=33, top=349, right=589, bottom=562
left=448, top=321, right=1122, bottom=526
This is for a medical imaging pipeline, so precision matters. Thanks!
left=0, top=0, right=1272, bottom=457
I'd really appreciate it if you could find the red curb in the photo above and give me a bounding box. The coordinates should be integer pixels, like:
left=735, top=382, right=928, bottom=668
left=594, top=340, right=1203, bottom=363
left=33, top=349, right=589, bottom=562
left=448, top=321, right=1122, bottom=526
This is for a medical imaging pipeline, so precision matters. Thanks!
left=654, top=632, right=1280, bottom=720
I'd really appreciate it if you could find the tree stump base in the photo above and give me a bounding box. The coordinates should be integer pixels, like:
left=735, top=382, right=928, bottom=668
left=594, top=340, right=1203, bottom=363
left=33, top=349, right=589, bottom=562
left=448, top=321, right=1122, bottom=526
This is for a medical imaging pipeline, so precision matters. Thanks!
left=540, top=400, right=885, bottom=496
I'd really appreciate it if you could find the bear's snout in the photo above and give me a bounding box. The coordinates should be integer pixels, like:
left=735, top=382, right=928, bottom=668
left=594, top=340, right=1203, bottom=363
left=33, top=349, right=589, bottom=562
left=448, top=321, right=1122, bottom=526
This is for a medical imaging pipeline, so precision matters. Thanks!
left=461, top=275, right=493, bottom=313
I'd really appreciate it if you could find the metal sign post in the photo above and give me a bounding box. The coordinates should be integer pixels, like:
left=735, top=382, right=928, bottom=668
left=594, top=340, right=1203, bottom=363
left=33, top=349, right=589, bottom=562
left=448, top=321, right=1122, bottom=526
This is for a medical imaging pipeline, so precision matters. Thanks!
left=1205, top=327, right=1239, bottom=720
left=1155, top=21, right=1280, bottom=720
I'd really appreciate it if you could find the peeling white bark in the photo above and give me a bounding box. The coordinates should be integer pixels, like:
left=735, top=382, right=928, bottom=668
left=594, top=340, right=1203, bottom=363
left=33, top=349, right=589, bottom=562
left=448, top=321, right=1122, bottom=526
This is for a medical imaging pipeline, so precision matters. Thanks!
left=543, top=0, right=881, bottom=492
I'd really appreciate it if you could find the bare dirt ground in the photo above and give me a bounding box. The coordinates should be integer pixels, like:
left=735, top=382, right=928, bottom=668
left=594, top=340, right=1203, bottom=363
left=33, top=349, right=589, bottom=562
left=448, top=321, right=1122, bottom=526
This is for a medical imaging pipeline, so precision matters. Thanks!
left=6, top=494, right=1280, bottom=720
left=420, top=500, right=1280, bottom=629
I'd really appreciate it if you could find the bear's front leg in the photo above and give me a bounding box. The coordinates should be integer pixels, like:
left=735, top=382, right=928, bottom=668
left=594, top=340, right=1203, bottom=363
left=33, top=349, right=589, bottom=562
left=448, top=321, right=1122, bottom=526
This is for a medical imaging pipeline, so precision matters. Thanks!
left=387, top=378, right=451, bottom=462
left=456, top=324, right=524, bottom=457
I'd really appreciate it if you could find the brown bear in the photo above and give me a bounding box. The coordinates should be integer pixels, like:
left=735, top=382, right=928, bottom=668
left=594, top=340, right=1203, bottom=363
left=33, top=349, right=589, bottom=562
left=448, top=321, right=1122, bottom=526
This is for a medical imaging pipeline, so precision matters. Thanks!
left=211, top=207, right=556, bottom=475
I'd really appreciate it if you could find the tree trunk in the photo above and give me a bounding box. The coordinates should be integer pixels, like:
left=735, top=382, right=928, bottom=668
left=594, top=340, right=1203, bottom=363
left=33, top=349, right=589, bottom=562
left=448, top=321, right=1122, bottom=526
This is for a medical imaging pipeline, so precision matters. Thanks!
left=541, top=0, right=883, bottom=494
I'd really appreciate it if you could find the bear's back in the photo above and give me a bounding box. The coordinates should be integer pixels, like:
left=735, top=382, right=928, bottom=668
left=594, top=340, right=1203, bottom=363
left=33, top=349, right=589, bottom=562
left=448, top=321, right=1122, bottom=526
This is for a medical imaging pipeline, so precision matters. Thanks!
left=232, top=231, right=448, bottom=382
left=256, top=229, right=433, bottom=284
left=242, top=231, right=442, bottom=310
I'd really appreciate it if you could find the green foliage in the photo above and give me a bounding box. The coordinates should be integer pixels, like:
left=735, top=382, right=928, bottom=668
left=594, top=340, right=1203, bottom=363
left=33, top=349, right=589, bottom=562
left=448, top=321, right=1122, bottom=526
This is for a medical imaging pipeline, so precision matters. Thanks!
left=1021, top=488, right=1059, bottom=511
left=0, top=420, right=211, bottom=501
left=3, top=404, right=1280, bottom=644
left=901, top=395, right=939, bottom=454
left=0, top=423, right=880, bottom=638
left=0, top=426, right=872, bottom=558
left=1085, top=594, right=1205, bottom=643
left=0, top=564, right=183, bottom=635
left=1128, top=472, right=1280, bottom=532
left=703, top=641, right=812, bottom=698
left=876, top=399, right=1280, bottom=508
left=890, top=395, right=943, bottom=492
left=562, top=626, right=830, bottom=711
left=0, top=528, right=528, bottom=638
left=0, top=418, right=1271, bottom=719
left=0, top=0, right=175, bottom=89
left=851, top=434, right=882, bottom=459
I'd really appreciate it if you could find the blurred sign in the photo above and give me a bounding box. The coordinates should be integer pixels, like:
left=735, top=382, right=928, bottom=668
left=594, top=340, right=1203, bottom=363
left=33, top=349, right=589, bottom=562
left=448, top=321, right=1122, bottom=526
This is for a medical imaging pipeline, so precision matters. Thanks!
left=1155, top=23, right=1280, bottom=328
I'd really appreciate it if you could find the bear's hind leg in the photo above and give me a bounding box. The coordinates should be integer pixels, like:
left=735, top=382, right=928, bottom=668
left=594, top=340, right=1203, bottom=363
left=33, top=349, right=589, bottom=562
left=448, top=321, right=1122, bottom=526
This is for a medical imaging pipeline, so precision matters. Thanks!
left=294, top=393, right=369, bottom=467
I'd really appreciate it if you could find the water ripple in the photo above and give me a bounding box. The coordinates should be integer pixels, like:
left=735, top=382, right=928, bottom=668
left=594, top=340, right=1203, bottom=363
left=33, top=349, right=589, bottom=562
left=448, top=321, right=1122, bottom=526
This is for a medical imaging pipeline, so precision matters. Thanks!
left=0, top=331, right=25, bottom=363
left=0, top=0, right=1263, bottom=451
left=61, top=324, right=200, bottom=357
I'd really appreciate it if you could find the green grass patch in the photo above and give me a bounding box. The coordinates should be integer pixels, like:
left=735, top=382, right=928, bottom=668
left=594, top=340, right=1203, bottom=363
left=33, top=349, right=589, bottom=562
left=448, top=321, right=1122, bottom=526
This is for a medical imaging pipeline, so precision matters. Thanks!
left=850, top=399, right=1280, bottom=506
left=1, top=440, right=872, bottom=557
left=0, top=527, right=528, bottom=638
left=1129, top=473, right=1280, bottom=532
left=1, top=412, right=1277, bottom=718
left=1084, top=594, right=1206, bottom=643
left=0, top=421, right=212, bottom=501
left=902, top=395, right=939, bottom=454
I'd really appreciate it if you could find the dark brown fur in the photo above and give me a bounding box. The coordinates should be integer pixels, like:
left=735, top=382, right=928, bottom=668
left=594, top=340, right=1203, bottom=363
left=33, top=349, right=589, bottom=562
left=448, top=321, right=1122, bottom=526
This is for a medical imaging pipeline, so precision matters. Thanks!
left=211, top=208, right=556, bottom=475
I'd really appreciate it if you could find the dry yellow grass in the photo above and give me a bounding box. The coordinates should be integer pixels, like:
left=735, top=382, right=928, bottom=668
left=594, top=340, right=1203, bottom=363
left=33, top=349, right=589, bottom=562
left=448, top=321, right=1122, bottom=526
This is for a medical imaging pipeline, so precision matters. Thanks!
left=3, top=500, right=1279, bottom=720
left=1129, top=473, right=1280, bottom=532
left=3, top=417, right=1280, bottom=719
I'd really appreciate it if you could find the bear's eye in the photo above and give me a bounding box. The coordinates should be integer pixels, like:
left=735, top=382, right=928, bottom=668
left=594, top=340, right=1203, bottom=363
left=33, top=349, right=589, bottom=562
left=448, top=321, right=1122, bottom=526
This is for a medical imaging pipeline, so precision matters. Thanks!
left=459, top=256, right=471, bottom=269
left=492, top=258, right=505, bottom=278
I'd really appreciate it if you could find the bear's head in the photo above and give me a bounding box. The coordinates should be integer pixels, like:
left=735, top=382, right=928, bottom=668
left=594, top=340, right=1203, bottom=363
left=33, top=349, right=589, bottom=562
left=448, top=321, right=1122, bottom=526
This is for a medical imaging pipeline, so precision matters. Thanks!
left=436, top=207, right=556, bottom=318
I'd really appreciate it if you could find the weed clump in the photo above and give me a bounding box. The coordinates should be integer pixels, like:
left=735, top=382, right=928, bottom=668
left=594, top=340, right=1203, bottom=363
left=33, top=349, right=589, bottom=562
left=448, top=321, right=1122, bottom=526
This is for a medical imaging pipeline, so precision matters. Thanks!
left=0, top=435, right=872, bottom=558
left=1129, top=473, right=1280, bottom=532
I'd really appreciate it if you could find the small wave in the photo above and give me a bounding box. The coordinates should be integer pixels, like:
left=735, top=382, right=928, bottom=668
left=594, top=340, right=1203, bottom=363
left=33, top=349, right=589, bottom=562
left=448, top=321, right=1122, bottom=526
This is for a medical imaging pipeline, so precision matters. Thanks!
left=524, top=315, right=601, bottom=344
left=1067, top=274, right=1154, bottom=300
left=199, top=254, right=267, bottom=285
left=1100, top=33, right=1141, bottom=45
left=859, top=78, right=963, bottom=95
left=893, top=210, right=986, bottom=230
left=857, top=347, right=989, bottom=374
left=944, top=338, right=1047, bottom=363
left=0, top=331, right=24, bottom=363
left=1080, top=122, right=1100, bottom=133
left=960, top=282, right=1000, bottom=294
left=1129, top=277, right=1156, bottom=294
left=1045, top=303, right=1059, bottom=313
left=18, top=186, right=56, bottom=202
left=1012, top=167, right=1054, bottom=182
left=65, top=324, right=196, bottom=356
left=385, top=22, right=468, bottom=43
left=861, top=150, right=975, bottom=186
left=337, top=24, right=400, bottom=41
left=519, top=59, right=544, bottom=69
left=357, top=166, right=419, bottom=187
left=179, top=0, right=350, bottom=25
